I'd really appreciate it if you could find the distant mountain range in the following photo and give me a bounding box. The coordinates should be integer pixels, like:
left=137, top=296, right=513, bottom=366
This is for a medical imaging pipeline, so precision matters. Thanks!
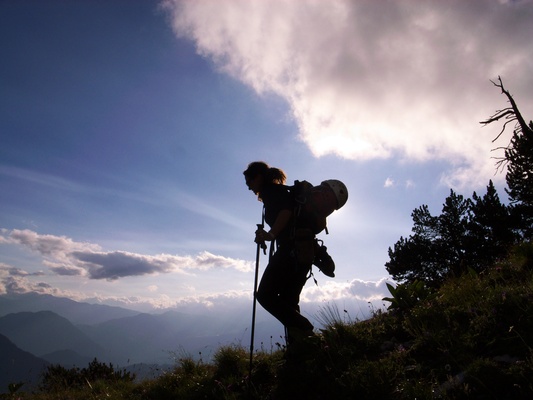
left=0, top=292, right=140, bottom=325
left=0, top=292, right=282, bottom=391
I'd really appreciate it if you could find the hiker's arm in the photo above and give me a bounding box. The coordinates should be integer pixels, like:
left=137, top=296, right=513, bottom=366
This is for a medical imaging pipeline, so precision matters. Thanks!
left=256, top=209, right=292, bottom=242
left=268, top=209, right=292, bottom=239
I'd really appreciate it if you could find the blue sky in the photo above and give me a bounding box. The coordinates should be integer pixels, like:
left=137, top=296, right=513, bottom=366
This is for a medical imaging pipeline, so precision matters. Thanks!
left=1, top=0, right=532, bottom=327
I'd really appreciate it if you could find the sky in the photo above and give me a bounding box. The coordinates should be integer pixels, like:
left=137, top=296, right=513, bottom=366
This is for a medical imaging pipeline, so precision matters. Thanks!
left=1, top=0, right=533, bottom=327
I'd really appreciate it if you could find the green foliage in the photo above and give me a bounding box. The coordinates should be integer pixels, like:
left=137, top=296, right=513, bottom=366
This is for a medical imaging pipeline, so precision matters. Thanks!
left=8, top=382, right=24, bottom=394
left=502, top=115, right=533, bottom=240
left=386, top=183, right=518, bottom=287
left=134, top=356, right=216, bottom=400
left=0, top=382, right=24, bottom=399
left=505, top=121, right=533, bottom=206
left=39, top=358, right=135, bottom=395
left=383, top=280, right=432, bottom=311
left=213, top=345, right=248, bottom=381
left=469, top=181, right=517, bottom=265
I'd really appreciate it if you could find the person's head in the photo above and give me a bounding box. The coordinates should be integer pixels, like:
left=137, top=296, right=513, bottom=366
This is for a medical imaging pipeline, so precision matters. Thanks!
left=243, top=161, right=286, bottom=195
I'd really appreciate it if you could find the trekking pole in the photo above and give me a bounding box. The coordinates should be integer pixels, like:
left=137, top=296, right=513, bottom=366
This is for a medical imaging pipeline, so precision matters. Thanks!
left=249, top=216, right=266, bottom=381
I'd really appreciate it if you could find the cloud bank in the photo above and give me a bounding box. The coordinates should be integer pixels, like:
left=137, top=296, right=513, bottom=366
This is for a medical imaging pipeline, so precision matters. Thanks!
left=0, top=261, right=390, bottom=320
left=163, top=0, right=533, bottom=188
left=0, top=229, right=252, bottom=281
left=1, top=229, right=391, bottom=317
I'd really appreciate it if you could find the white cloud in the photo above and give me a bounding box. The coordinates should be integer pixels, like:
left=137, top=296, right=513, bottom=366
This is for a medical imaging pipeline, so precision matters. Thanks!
left=194, top=251, right=253, bottom=272
left=1, top=228, right=100, bottom=257
left=163, top=0, right=533, bottom=189
left=0, top=264, right=62, bottom=296
left=301, top=277, right=391, bottom=303
left=147, top=285, right=158, bottom=292
left=384, top=177, right=416, bottom=189
left=1, top=229, right=253, bottom=281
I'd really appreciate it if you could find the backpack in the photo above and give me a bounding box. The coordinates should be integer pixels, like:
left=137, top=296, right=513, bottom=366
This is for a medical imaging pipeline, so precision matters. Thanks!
left=289, top=179, right=348, bottom=235
left=289, top=179, right=348, bottom=278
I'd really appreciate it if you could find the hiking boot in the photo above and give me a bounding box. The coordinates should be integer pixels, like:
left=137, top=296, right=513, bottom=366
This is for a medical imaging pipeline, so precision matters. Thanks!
left=313, top=240, right=335, bottom=277
left=285, top=327, right=319, bottom=361
left=286, top=327, right=316, bottom=344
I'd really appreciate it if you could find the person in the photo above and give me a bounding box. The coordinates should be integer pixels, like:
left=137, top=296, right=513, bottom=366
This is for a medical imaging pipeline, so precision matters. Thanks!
left=243, top=161, right=315, bottom=346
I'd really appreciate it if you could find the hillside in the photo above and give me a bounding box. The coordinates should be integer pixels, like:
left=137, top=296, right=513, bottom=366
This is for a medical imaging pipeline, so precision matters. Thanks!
left=0, top=311, right=105, bottom=360
left=4, top=244, right=533, bottom=399
left=0, top=334, right=48, bottom=391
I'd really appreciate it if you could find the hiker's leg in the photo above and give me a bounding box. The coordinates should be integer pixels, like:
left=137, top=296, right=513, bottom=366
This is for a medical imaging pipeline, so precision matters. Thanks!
left=257, top=247, right=313, bottom=332
left=256, top=246, right=291, bottom=320
left=279, top=262, right=313, bottom=331
left=280, top=263, right=314, bottom=345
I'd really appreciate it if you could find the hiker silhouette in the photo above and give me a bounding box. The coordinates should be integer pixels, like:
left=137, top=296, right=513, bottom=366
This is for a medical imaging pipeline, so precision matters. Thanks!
left=244, top=161, right=315, bottom=346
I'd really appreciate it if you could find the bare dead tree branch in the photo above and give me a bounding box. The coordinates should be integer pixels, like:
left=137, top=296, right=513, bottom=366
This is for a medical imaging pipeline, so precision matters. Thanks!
left=480, top=76, right=533, bottom=180
left=494, top=76, right=531, bottom=135
left=493, top=157, right=507, bottom=174
left=481, top=76, right=532, bottom=143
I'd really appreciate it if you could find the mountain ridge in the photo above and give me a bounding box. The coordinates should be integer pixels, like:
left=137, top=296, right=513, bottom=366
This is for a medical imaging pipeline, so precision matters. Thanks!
left=0, top=311, right=106, bottom=359
left=0, top=293, right=283, bottom=368
left=0, top=292, right=140, bottom=325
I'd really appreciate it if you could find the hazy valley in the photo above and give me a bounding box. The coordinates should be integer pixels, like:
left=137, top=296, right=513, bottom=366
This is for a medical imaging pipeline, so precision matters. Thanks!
left=0, top=293, right=281, bottom=390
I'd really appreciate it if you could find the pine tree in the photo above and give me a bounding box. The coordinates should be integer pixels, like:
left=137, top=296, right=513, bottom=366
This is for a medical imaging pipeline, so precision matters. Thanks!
left=468, top=180, right=518, bottom=267
left=386, top=190, right=471, bottom=287
left=386, top=184, right=516, bottom=287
